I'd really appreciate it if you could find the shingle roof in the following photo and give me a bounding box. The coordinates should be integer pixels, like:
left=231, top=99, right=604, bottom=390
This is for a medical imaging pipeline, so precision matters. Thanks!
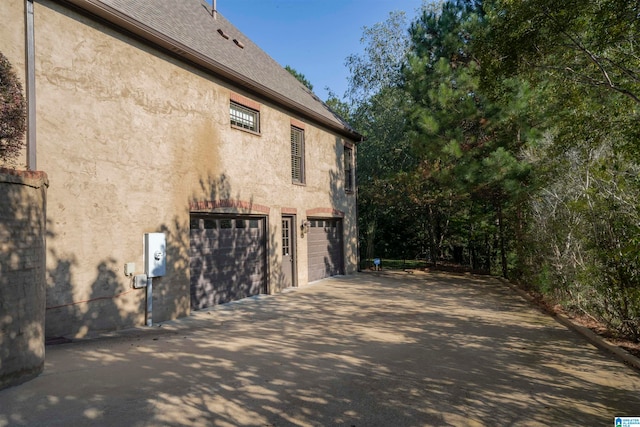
left=63, top=0, right=361, bottom=140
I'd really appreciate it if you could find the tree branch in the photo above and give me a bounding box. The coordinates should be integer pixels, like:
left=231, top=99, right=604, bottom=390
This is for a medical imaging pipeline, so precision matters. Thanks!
left=541, top=8, right=640, bottom=104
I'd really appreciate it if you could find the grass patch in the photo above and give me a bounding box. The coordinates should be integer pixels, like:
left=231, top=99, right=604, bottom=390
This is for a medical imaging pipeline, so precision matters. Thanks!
left=361, top=258, right=429, bottom=270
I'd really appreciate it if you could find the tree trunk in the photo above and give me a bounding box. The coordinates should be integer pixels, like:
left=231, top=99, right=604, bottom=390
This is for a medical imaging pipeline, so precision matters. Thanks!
left=497, top=202, right=508, bottom=278
left=365, top=220, right=377, bottom=268
left=428, top=204, right=438, bottom=266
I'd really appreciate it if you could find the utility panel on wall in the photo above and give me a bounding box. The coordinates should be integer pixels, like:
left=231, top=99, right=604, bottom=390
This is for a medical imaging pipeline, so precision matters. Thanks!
left=144, top=233, right=166, bottom=277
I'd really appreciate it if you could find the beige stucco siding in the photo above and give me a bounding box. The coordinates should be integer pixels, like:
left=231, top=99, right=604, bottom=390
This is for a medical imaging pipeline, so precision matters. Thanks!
left=15, top=0, right=357, bottom=338
left=35, top=0, right=209, bottom=336
left=0, top=1, right=26, bottom=86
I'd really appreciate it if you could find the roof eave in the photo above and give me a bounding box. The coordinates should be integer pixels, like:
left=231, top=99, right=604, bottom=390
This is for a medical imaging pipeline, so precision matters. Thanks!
left=57, top=0, right=363, bottom=141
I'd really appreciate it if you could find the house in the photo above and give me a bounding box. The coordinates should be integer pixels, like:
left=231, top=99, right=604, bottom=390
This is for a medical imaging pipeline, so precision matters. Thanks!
left=2, top=0, right=361, bottom=338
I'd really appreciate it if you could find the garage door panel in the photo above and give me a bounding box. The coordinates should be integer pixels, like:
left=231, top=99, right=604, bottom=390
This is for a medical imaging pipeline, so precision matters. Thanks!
left=307, top=219, right=344, bottom=282
left=190, top=216, right=266, bottom=310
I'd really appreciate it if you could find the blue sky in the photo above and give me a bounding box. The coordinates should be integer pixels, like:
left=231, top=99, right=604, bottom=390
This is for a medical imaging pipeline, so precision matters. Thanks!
left=210, top=1, right=427, bottom=101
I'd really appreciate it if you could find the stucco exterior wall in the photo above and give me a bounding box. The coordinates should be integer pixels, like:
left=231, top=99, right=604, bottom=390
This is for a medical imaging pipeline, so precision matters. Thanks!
left=0, top=0, right=25, bottom=78
left=0, top=1, right=25, bottom=80
left=27, top=1, right=357, bottom=338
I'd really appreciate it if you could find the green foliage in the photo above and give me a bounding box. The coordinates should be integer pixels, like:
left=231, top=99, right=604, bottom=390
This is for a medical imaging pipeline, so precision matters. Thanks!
left=480, top=0, right=640, bottom=155
left=361, top=258, right=428, bottom=270
left=284, top=65, right=313, bottom=91
left=344, top=9, right=421, bottom=262
left=402, top=0, right=535, bottom=276
left=0, top=51, right=26, bottom=165
left=523, top=141, right=640, bottom=339
left=346, top=0, right=640, bottom=340
left=480, top=0, right=640, bottom=339
left=345, top=10, right=411, bottom=103
left=324, top=88, right=352, bottom=125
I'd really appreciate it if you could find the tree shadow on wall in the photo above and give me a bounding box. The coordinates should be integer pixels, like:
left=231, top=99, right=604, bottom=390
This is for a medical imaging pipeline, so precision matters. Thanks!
left=322, top=137, right=352, bottom=279
left=0, top=172, right=47, bottom=388
left=45, top=208, right=196, bottom=338
left=155, top=216, right=190, bottom=323
left=45, top=248, right=142, bottom=339
left=43, top=172, right=288, bottom=340
left=44, top=203, right=191, bottom=338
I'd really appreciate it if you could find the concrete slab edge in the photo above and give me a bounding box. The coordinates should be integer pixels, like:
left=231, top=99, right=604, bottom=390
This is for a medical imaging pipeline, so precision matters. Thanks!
left=499, top=277, right=640, bottom=372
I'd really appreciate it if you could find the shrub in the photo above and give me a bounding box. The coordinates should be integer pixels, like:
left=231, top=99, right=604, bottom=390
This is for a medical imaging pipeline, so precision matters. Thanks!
left=0, top=51, right=26, bottom=165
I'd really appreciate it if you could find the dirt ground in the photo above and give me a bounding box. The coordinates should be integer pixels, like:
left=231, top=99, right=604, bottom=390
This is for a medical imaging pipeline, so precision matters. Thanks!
left=411, top=264, right=640, bottom=361
left=1, top=271, right=639, bottom=426
left=530, top=295, right=640, bottom=359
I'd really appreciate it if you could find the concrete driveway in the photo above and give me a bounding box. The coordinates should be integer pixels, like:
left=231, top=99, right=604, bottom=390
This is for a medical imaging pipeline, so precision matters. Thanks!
left=1, top=271, right=640, bottom=426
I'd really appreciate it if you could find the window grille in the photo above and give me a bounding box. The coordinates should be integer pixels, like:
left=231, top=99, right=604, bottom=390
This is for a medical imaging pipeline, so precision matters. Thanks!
left=230, top=101, right=259, bottom=132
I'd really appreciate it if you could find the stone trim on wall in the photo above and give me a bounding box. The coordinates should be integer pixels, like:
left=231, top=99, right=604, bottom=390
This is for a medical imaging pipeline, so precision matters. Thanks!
left=305, top=207, right=345, bottom=218
left=0, top=168, right=49, bottom=189
left=190, top=199, right=271, bottom=215
left=281, top=207, right=297, bottom=215
left=290, top=118, right=305, bottom=130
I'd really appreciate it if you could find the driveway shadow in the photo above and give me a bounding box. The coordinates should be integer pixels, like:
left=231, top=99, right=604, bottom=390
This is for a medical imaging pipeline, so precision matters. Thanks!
left=1, top=271, right=639, bottom=426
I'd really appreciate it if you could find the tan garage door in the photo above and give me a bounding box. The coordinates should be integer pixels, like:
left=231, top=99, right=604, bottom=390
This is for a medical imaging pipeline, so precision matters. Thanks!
left=190, top=215, right=266, bottom=309
left=307, top=219, right=344, bottom=282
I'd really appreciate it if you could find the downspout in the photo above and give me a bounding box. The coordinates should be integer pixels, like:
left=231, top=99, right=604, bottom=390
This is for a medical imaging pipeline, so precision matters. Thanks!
left=25, top=0, right=37, bottom=170
left=355, top=137, right=362, bottom=271
left=146, top=276, right=152, bottom=326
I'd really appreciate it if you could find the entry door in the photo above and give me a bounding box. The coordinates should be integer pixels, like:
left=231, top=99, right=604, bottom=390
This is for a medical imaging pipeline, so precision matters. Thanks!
left=282, top=217, right=294, bottom=288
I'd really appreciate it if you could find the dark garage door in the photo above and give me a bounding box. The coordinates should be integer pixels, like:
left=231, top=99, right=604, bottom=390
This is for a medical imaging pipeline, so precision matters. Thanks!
left=307, top=218, right=344, bottom=282
left=190, top=215, right=266, bottom=309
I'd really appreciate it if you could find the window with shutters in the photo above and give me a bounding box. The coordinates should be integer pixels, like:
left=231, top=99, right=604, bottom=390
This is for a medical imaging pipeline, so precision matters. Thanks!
left=230, top=101, right=259, bottom=133
left=344, top=146, right=354, bottom=192
left=291, top=126, right=305, bottom=184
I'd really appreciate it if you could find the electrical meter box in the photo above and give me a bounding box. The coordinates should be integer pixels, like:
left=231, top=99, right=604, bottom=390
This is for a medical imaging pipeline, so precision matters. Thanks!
left=144, top=233, right=166, bottom=278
